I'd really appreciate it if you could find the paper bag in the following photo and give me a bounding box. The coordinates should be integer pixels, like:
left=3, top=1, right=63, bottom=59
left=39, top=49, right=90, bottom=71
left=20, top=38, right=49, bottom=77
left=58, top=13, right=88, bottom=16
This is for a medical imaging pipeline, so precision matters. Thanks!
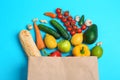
left=28, top=56, right=99, bottom=80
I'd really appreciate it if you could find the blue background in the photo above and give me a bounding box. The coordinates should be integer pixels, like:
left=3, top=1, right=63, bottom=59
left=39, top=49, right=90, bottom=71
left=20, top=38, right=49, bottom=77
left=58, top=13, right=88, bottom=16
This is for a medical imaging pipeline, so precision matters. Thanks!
left=0, top=0, right=120, bottom=80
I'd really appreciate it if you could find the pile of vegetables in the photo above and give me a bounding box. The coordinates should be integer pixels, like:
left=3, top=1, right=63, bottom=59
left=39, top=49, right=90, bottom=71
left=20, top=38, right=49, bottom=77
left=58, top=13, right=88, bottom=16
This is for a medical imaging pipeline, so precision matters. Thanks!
left=24, top=8, right=103, bottom=59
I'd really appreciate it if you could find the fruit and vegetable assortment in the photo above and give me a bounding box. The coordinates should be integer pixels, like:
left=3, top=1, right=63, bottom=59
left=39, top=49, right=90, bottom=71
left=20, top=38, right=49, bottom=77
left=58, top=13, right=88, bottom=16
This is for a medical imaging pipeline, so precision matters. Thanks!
left=20, top=8, right=103, bottom=59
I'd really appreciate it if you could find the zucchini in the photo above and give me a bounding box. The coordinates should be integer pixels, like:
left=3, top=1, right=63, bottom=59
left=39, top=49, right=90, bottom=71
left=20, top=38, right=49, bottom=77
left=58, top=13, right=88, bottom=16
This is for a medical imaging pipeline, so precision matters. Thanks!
left=38, top=24, right=61, bottom=39
left=50, top=20, right=70, bottom=40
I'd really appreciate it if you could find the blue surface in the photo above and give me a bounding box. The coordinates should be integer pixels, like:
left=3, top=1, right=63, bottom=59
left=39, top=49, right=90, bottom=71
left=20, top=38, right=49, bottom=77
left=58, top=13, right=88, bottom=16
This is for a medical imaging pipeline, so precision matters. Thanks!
left=0, top=0, right=120, bottom=80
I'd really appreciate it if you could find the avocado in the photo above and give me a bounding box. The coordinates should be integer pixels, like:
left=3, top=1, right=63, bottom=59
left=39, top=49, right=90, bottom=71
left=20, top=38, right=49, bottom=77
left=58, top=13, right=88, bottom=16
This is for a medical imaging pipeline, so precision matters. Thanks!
left=83, top=24, right=98, bottom=44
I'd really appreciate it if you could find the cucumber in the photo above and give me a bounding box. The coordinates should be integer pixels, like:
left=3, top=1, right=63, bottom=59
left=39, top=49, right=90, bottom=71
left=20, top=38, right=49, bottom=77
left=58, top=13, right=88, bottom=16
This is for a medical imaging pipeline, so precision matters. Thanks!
left=38, top=24, right=61, bottom=39
left=50, top=20, right=70, bottom=40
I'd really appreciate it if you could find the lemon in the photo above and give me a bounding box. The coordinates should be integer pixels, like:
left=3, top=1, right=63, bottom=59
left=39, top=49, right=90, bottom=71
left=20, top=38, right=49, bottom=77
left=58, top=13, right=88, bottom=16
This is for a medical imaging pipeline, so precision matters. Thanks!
left=44, top=34, right=57, bottom=49
left=71, top=33, right=83, bottom=46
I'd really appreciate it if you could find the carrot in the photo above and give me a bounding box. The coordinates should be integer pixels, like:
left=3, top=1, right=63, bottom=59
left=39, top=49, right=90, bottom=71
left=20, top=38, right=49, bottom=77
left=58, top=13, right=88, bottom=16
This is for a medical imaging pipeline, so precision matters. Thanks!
left=33, top=18, right=45, bottom=50
left=44, top=12, right=56, bottom=18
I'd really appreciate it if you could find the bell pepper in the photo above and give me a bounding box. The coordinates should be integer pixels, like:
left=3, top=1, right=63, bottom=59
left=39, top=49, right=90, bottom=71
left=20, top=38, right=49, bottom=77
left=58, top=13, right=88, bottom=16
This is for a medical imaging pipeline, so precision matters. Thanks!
left=72, top=44, right=90, bottom=56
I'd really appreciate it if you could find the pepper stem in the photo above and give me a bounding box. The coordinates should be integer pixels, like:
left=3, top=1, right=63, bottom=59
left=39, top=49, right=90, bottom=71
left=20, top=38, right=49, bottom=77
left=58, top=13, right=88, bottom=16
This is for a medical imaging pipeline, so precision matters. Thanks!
left=80, top=47, right=85, bottom=54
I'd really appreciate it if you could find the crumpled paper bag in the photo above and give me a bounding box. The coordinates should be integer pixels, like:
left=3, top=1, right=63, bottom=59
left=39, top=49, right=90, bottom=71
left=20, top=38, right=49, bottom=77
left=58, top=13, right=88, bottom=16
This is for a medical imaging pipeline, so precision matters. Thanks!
left=28, top=56, right=99, bottom=80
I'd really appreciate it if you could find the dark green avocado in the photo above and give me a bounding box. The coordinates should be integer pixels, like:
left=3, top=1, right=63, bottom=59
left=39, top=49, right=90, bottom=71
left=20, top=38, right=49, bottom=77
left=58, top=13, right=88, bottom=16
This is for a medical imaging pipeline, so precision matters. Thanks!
left=83, top=24, right=98, bottom=44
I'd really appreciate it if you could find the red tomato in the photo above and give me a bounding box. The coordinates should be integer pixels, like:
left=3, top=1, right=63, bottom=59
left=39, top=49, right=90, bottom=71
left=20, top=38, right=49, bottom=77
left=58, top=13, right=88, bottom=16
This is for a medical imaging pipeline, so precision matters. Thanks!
left=72, top=25, right=77, bottom=30
left=61, top=17, right=67, bottom=23
left=49, top=50, right=61, bottom=57
left=64, top=21, right=70, bottom=27
left=56, top=8, right=61, bottom=14
left=71, top=19, right=76, bottom=23
left=70, top=20, right=76, bottom=25
left=77, top=28, right=82, bottom=33
left=64, top=11, right=69, bottom=17
left=57, top=14, right=63, bottom=19
left=81, top=24, right=87, bottom=30
left=67, top=27, right=72, bottom=31
left=67, top=16, right=72, bottom=21
left=70, top=30, right=76, bottom=35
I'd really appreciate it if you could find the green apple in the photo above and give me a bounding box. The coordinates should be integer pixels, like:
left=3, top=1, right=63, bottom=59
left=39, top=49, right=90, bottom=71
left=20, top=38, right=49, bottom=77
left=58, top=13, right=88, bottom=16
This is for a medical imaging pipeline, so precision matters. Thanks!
left=58, top=40, right=71, bottom=53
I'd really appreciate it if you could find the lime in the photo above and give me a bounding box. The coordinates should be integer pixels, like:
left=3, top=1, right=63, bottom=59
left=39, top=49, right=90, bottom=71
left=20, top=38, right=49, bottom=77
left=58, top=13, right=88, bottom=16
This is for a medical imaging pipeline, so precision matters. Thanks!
left=91, top=46, right=103, bottom=58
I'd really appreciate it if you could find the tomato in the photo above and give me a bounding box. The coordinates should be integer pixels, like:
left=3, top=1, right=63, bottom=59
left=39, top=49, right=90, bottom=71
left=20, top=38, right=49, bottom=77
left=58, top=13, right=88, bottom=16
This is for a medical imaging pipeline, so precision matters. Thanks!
left=71, top=20, right=76, bottom=23
left=64, top=11, right=69, bottom=17
left=70, top=20, right=76, bottom=25
left=81, top=24, right=87, bottom=30
left=49, top=50, right=61, bottom=57
left=64, top=21, right=70, bottom=27
left=56, top=8, right=61, bottom=14
left=70, top=30, right=76, bottom=35
left=61, top=17, right=67, bottom=23
left=57, top=14, right=63, bottom=19
left=77, top=28, right=82, bottom=33
left=71, top=22, right=75, bottom=26
left=67, top=27, right=72, bottom=31
left=72, top=25, right=77, bottom=30
left=67, top=16, right=72, bottom=21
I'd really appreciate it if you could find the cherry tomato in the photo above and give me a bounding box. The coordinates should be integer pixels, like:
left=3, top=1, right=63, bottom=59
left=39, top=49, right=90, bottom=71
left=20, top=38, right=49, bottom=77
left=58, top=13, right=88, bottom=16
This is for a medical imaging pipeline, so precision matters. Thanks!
left=70, top=30, right=76, bottom=35
left=71, top=19, right=76, bottom=23
left=64, top=11, right=69, bottom=17
left=67, top=27, right=72, bottom=31
left=77, top=28, right=82, bottom=33
left=61, top=17, right=67, bottom=23
left=64, top=21, right=70, bottom=27
left=56, top=8, right=61, bottom=14
left=67, top=16, right=72, bottom=21
left=57, top=14, right=63, bottom=19
left=81, top=24, right=87, bottom=30
left=49, top=50, right=61, bottom=57
left=72, top=25, right=77, bottom=30
left=70, top=19, right=76, bottom=25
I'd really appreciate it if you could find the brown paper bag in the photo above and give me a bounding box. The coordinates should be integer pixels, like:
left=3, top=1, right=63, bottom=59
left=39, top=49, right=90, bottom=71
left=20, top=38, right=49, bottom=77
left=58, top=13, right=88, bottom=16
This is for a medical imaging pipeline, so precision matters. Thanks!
left=28, top=56, right=99, bottom=80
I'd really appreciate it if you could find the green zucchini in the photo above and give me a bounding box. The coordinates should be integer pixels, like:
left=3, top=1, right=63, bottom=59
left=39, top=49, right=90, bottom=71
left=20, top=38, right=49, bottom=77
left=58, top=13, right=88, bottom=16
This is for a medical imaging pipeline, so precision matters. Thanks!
left=50, top=20, right=70, bottom=40
left=38, top=24, right=61, bottom=39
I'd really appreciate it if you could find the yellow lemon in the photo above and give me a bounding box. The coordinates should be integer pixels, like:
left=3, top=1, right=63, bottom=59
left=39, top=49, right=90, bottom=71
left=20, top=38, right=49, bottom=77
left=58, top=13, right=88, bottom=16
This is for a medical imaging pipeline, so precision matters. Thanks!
left=71, top=33, right=83, bottom=46
left=44, top=34, right=57, bottom=49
